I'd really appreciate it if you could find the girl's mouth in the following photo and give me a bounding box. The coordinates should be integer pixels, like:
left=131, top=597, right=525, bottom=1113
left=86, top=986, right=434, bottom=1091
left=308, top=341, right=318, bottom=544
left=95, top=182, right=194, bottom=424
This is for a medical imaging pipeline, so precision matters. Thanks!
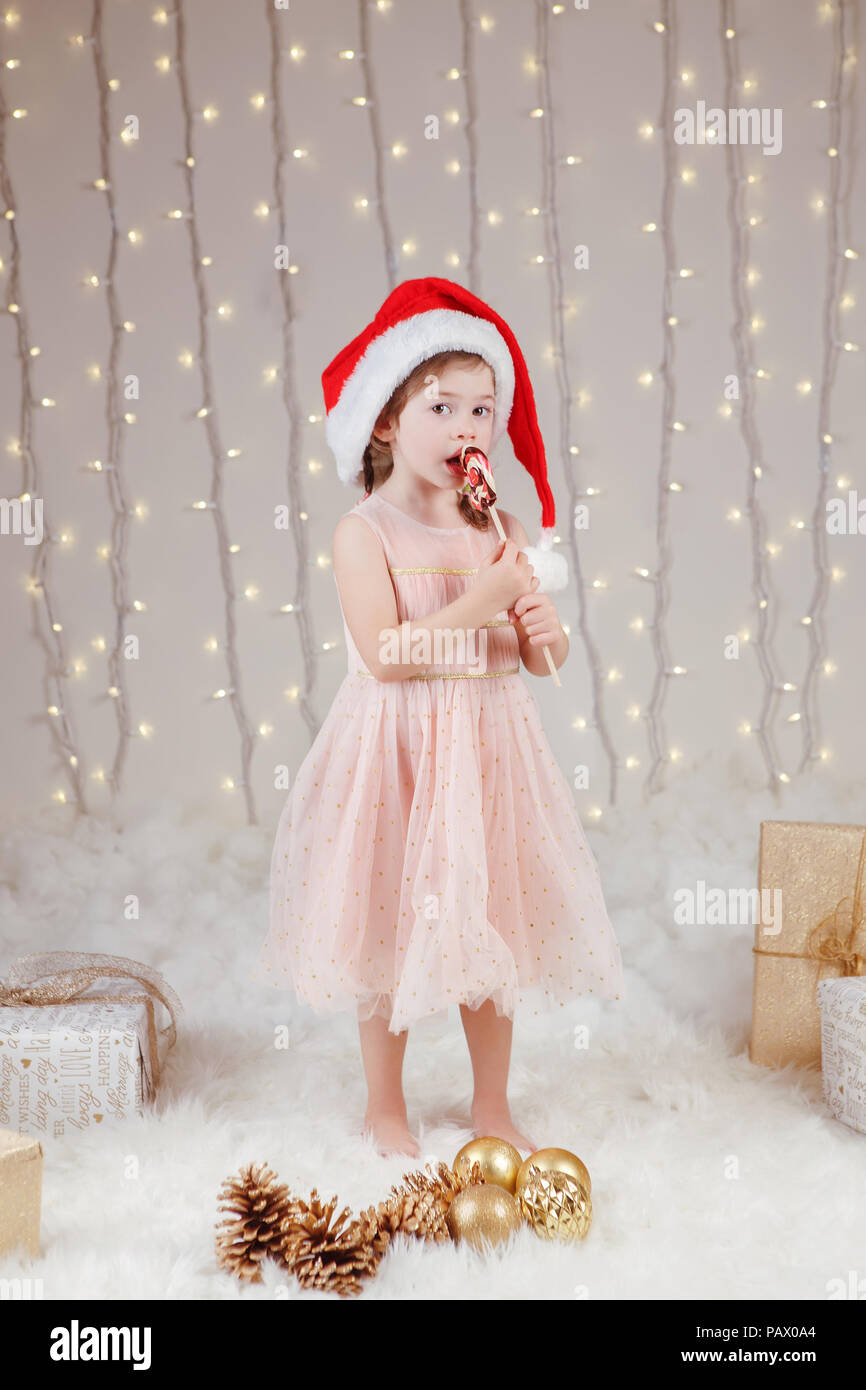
left=445, top=456, right=465, bottom=475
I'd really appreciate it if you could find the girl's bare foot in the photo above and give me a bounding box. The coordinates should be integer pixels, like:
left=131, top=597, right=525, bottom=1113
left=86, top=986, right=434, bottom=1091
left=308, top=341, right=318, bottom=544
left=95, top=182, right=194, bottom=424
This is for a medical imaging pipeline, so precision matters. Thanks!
left=363, top=1109, right=421, bottom=1159
left=470, top=1105, right=539, bottom=1155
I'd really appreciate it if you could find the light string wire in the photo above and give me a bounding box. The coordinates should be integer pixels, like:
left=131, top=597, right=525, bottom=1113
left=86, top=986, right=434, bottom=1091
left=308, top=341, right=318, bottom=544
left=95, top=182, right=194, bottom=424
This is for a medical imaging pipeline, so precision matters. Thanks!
left=264, top=0, right=320, bottom=745
left=0, top=75, right=88, bottom=812
left=643, top=0, right=680, bottom=797
left=799, top=0, right=857, bottom=772
left=533, top=0, right=621, bottom=806
left=358, top=0, right=398, bottom=288
left=720, top=0, right=787, bottom=791
left=90, top=0, right=138, bottom=801
left=172, top=0, right=258, bottom=823
left=457, top=0, right=481, bottom=294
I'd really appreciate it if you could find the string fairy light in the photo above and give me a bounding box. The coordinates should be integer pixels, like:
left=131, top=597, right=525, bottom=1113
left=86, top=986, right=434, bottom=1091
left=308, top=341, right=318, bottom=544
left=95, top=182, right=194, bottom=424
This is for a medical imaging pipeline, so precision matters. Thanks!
left=797, top=0, right=857, bottom=773
left=532, top=0, right=621, bottom=805
left=85, top=0, right=146, bottom=801
left=0, top=74, right=88, bottom=811
left=642, top=0, right=684, bottom=796
left=357, top=0, right=399, bottom=285
left=4, top=1, right=857, bottom=816
left=457, top=0, right=482, bottom=292
left=719, top=0, right=788, bottom=791
left=170, top=0, right=258, bottom=822
left=263, top=0, right=321, bottom=745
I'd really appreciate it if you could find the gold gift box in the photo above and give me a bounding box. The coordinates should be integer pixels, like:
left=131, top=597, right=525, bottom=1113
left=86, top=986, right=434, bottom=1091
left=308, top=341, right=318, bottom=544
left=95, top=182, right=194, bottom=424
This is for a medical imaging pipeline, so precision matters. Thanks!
left=0, top=1127, right=42, bottom=1259
left=750, top=820, right=866, bottom=1070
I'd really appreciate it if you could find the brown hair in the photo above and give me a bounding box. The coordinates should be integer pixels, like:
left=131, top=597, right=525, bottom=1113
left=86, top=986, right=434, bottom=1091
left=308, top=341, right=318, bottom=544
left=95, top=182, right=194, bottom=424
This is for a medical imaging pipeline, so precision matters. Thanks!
left=360, top=350, right=493, bottom=531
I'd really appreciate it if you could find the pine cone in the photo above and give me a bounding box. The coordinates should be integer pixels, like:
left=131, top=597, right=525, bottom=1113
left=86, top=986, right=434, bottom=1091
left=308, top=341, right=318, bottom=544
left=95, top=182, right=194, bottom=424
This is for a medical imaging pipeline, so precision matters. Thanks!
left=369, top=1188, right=450, bottom=1242
left=279, top=1189, right=385, bottom=1297
left=365, top=1160, right=486, bottom=1244
left=215, top=1161, right=292, bottom=1283
left=216, top=1157, right=489, bottom=1295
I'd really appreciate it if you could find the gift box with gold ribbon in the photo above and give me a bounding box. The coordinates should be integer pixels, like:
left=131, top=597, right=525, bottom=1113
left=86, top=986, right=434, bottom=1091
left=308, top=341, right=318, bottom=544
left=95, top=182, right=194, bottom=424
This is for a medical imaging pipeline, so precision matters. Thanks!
left=0, top=1126, right=42, bottom=1257
left=750, top=821, right=866, bottom=1070
left=0, top=951, right=182, bottom=1139
left=817, top=976, right=866, bottom=1136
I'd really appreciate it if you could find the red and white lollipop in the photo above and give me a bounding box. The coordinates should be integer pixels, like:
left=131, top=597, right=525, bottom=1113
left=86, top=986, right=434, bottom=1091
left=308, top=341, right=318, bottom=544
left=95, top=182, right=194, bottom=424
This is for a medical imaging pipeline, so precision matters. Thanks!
left=455, top=445, right=561, bottom=686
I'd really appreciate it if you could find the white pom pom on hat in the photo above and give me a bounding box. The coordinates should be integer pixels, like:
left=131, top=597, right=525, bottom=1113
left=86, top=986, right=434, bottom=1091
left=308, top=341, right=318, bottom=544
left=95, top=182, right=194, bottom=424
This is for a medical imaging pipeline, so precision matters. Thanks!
left=321, top=276, right=568, bottom=589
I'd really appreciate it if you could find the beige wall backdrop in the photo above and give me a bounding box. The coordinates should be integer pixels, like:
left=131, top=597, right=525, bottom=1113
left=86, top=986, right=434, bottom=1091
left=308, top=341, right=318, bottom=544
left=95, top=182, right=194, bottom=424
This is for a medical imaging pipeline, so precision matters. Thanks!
left=0, top=0, right=864, bottom=828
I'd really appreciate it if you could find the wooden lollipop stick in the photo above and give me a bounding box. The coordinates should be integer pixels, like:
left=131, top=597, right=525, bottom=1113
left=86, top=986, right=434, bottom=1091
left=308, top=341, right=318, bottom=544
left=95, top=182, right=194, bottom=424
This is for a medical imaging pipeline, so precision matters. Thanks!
left=487, top=501, right=507, bottom=543
left=489, top=502, right=561, bottom=688
left=461, top=447, right=561, bottom=686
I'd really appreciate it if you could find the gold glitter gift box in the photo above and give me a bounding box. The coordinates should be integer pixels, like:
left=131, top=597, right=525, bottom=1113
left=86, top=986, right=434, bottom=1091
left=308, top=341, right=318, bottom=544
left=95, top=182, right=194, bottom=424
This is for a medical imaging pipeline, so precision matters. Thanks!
left=0, top=1127, right=42, bottom=1259
left=750, top=821, right=866, bottom=1070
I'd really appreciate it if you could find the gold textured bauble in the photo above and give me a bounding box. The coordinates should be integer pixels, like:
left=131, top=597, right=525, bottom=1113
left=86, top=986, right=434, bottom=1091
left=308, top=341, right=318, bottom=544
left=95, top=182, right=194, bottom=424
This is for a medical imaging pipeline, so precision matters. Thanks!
left=518, top=1166, right=593, bottom=1241
left=445, top=1183, right=524, bottom=1250
left=515, top=1146, right=591, bottom=1197
left=452, top=1137, right=523, bottom=1194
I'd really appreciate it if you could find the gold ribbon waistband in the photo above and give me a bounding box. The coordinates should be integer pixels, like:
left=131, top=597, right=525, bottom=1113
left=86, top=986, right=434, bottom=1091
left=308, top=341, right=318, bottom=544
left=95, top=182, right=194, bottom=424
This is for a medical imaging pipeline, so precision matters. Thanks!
left=355, top=666, right=520, bottom=681
left=0, top=950, right=183, bottom=1091
left=389, top=566, right=479, bottom=575
left=752, top=827, right=866, bottom=978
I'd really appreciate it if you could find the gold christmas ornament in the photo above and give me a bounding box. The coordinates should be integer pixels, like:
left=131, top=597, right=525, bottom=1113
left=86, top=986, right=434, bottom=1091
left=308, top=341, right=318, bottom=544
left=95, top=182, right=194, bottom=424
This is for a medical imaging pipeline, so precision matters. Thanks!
left=518, top=1166, right=592, bottom=1241
left=453, top=1136, right=522, bottom=1193
left=446, top=1183, right=524, bottom=1250
left=515, top=1146, right=591, bottom=1196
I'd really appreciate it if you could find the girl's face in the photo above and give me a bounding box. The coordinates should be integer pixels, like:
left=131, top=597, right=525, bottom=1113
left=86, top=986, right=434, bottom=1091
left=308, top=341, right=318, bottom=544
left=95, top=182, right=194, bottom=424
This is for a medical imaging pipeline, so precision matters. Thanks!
left=374, top=361, right=496, bottom=492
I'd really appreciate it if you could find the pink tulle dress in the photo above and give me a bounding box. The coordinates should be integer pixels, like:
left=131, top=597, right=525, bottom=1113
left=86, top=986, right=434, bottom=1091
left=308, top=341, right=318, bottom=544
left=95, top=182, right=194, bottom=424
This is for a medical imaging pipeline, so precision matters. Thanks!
left=255, top=488, right=625, bottom=1033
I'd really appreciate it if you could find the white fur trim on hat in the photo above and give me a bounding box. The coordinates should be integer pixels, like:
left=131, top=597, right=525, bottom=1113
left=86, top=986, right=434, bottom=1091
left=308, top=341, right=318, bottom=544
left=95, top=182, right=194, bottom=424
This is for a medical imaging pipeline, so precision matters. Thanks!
left=325, top=309, right=515, bottom=484
left=523, top=528, right=568, bottom=592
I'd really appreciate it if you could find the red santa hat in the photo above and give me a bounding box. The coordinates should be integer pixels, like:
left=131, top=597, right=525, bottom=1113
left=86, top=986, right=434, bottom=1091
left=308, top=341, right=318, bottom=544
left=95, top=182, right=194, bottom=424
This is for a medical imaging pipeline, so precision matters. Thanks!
left=321, top=276, right=567, bottom=592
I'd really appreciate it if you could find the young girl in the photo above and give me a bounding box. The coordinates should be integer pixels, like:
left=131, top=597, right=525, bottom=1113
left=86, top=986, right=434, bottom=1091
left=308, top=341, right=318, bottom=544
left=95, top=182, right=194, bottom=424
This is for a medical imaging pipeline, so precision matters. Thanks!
left=257, top=278, right=625, bottom=1158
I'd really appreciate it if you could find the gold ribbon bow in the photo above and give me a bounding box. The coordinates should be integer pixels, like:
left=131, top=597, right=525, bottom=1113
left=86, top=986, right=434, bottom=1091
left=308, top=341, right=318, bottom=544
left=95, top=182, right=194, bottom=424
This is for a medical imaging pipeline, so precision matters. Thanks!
left=0, top=950, right=182, bottom=1092
left=753, top=827, right=866, bottom=979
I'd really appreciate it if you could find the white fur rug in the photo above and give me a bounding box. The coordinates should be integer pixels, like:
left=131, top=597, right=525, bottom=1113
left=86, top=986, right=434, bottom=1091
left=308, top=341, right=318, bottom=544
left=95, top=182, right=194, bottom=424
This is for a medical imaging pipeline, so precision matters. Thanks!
left=1, top=754, right=864, bottom=1301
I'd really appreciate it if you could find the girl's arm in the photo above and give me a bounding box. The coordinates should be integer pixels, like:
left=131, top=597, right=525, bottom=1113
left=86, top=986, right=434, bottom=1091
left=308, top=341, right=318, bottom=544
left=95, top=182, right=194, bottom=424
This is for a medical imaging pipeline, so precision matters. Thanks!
left=332, top=514, right=508, bottom=683
left=499, top=512, right=569, bottom=677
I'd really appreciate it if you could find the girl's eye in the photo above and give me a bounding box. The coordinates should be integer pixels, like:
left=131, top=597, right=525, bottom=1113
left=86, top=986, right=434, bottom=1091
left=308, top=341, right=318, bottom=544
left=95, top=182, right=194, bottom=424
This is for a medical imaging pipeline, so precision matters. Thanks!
left=431, top=403, right=490, bottom=415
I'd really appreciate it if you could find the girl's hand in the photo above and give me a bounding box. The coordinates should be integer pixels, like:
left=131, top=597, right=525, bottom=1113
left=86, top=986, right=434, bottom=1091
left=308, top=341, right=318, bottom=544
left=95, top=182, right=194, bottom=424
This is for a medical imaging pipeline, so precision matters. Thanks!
left=512, top=585, right=562, bottom=645
left=507, top=574, right=539, bottom=626
left=474, top=538, right=534, bottom=614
